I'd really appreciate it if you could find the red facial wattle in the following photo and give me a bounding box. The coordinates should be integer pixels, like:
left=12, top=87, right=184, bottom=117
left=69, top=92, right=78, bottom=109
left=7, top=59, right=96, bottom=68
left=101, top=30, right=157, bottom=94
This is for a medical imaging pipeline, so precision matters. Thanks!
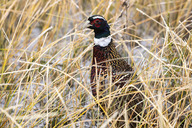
left=91, top=19, right=102, bottom=28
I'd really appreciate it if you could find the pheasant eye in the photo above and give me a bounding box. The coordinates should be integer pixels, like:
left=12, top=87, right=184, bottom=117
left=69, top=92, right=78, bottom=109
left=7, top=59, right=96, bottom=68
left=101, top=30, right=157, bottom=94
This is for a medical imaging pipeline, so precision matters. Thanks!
left=95, top=20, right=100, bottom=23
left=94, top=19, right=101, bottom=24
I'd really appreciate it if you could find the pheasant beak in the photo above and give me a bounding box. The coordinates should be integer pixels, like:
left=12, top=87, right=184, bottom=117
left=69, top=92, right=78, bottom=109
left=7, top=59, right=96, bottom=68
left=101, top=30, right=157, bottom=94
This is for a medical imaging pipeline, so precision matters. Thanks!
left=84, top=20, right=92, bottom=29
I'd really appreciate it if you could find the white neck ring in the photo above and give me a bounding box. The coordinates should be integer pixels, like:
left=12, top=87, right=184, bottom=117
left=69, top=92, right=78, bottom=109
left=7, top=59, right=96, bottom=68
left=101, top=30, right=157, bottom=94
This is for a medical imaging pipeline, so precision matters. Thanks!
left=94, top=36, right=111, bottom=47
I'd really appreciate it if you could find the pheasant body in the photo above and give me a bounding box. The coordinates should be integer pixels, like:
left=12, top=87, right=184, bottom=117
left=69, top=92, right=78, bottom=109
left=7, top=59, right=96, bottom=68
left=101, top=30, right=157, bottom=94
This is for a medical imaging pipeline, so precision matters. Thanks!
left=91, top=41, right=134, bottom=96
left=87, top=15, right=144, bottom=127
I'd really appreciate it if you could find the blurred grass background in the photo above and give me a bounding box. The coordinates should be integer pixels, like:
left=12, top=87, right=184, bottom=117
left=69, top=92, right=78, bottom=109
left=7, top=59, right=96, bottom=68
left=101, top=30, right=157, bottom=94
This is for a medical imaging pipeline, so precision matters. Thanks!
left=0, top=0, right=192, bottom=127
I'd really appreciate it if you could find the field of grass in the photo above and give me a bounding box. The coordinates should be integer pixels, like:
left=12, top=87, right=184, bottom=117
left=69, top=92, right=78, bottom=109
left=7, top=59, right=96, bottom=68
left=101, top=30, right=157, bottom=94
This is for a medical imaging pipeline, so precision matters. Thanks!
left=0, top=0, right=191, bottom=127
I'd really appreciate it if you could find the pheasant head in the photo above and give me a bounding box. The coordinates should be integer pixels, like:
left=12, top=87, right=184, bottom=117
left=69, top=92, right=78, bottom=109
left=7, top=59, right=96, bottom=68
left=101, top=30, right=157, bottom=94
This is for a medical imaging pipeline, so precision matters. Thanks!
left=87, top=15, right=111, bottom=47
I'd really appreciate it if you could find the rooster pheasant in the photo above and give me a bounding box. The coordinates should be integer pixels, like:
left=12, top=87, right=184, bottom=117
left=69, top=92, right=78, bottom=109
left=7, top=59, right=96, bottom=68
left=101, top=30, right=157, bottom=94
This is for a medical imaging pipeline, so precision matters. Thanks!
left=87, top=15, right=144, bottom=127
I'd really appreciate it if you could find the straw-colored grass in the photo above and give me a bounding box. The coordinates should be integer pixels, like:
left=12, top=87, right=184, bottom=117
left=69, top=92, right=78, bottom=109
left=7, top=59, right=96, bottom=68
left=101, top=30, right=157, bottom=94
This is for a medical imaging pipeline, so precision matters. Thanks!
left=0, top=0, right=191, bottom=127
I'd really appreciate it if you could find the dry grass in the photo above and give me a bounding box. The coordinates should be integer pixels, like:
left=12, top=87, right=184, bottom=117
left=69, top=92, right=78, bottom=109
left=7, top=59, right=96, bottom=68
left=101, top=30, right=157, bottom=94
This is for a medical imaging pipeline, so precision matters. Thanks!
left=0, top=0, right=192, bottom=127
